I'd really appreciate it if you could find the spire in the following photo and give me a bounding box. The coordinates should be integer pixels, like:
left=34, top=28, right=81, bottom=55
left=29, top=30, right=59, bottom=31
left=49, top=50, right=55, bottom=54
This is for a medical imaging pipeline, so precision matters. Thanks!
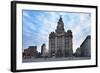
left=56, top=16, right=65, bottom=33
left=58, top=16, right=64, bottom=26
left=59, top=16, right=62, bottom=21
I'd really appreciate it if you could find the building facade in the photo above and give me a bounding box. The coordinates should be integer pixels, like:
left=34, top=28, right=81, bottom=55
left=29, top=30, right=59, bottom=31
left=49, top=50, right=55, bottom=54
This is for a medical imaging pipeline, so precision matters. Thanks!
left=74, top=47, right=81, bottom=57
left=74, top=35, right=91, bottom=57
left=23, top=46, right=37, bottom=58
left=49, top=16, right=73, bottom=57
left=41, top=43, right=48, bottom=57
left=80, top=35, right=91, bottom=57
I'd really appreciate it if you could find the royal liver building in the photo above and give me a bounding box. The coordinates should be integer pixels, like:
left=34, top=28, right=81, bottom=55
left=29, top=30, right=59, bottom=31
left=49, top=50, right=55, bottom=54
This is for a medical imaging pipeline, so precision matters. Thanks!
left=49, top=16, right=73, bottom=57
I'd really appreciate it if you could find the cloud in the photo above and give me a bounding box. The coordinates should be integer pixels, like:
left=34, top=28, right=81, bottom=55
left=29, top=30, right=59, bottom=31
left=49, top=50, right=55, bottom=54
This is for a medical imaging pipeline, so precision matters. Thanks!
left=22, top=10, right=91, bottom=52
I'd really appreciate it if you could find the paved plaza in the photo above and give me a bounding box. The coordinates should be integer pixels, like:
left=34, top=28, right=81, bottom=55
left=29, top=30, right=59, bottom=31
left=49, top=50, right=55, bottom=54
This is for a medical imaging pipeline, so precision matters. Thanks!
left=22, top=57, right=90, bottom=63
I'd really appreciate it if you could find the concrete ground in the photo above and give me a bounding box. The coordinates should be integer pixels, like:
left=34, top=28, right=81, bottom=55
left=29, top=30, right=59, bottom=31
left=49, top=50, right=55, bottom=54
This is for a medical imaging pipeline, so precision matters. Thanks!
left=22, top=57, right=91, bottom=63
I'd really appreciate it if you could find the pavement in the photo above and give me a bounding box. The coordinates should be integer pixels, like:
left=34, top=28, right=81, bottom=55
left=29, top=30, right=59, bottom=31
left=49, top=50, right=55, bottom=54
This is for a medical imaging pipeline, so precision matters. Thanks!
left=22, top=57, right=91, bottom=63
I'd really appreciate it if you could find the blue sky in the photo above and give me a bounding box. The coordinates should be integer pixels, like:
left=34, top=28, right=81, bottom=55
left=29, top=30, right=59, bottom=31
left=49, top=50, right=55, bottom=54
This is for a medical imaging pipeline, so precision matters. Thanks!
left=22, top=10, right=91, bottom=52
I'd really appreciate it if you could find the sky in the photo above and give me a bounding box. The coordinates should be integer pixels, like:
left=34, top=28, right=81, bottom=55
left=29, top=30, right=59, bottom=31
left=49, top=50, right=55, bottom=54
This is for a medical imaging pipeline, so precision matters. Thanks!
left=22, top=10, right=91, bottom=53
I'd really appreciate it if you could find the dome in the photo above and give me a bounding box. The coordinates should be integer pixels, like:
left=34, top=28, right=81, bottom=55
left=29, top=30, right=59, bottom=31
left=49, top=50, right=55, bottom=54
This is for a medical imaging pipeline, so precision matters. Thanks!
left=67, top=30, right=73, bottom=37
left=67, top=30, right=72, bottom=33
left=49, top=32, right=55, bottom=39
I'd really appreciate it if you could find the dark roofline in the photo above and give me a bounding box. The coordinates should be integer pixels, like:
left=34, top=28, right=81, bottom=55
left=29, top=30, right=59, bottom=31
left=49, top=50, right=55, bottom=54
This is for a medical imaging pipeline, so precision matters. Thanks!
left=80, top=35, right=91, bottom=47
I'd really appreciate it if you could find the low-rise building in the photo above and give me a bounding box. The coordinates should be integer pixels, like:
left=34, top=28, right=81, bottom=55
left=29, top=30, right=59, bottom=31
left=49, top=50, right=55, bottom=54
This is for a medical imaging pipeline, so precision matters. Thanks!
left=23, top=46, right=37, bottom=58
left=74, top=47, right=81, bottom=57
